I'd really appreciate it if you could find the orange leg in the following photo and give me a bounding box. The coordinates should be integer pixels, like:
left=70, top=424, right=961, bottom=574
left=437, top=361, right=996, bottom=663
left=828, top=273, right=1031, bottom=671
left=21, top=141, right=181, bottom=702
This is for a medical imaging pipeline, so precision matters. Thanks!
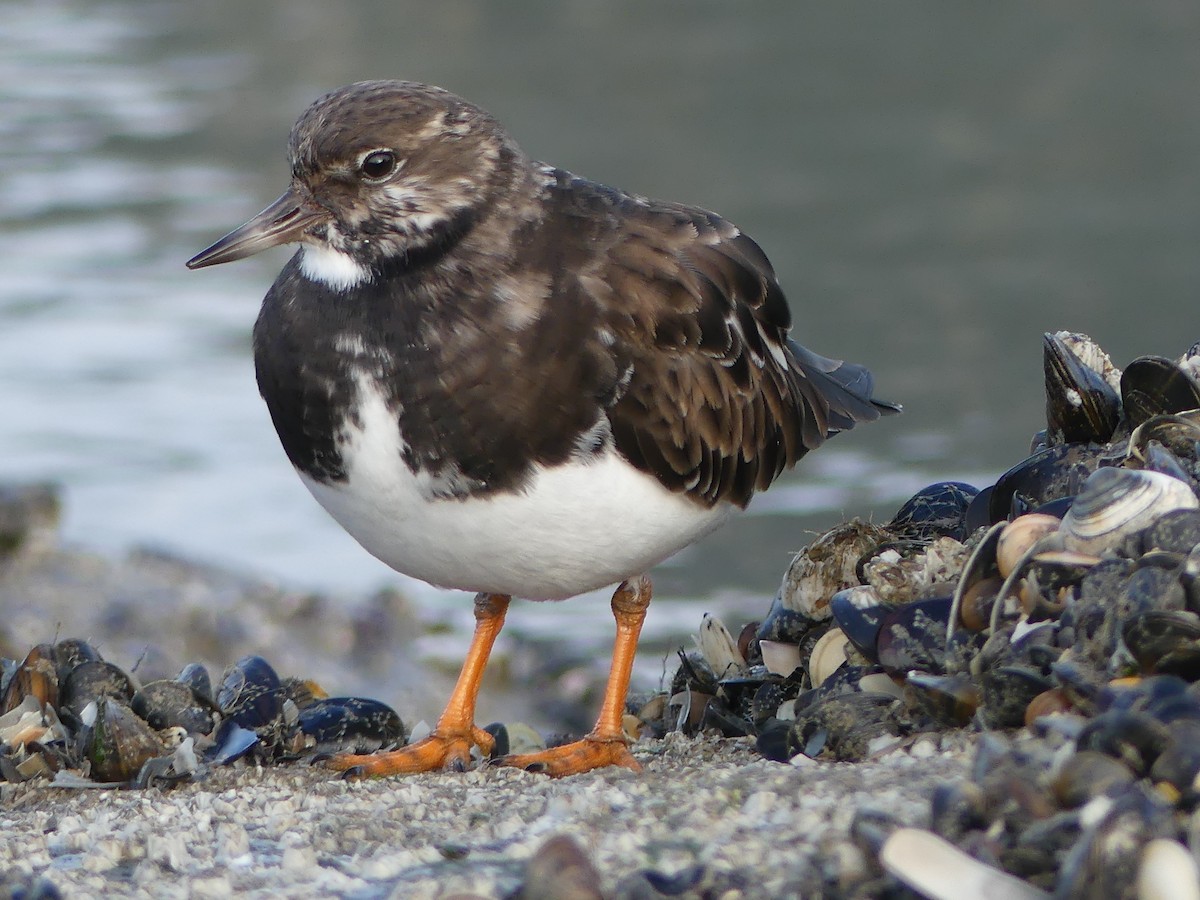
left=327, top=592, right=510, bottom=777
left=498, top=576, right=651, bottom=777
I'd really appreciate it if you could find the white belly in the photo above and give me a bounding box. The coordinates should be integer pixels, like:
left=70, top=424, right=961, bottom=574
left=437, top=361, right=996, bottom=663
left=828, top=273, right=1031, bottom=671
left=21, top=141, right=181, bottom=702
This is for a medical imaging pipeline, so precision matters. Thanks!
left=300, top=374, right=732, bottom=600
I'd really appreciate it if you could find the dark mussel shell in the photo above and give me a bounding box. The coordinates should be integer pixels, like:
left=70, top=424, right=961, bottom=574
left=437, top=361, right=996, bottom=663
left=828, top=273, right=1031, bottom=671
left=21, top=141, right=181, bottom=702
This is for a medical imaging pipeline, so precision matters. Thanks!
left=1043, top=332, right=1122, bottom=445
left=829, top=587, right=889, bottom=661
left=1074, top=709, right=1170, bottom=777
left=176, top=663, right=214, bottom=702
left=755, top=594, right=815, bottom=644
left=905, top=672, right=980, bottom=726
left=978, top=666, right=1054, bottom=728
left=875, top=597, right=954, bottom=676
left=50, top=639, right=102, bottom=686
left=218, top=655, right=283, bottom=729
left=1128, top=412, right=1200, bottom=466
left=296, top=697, right=406, bottom=754
left=887, top=481, right=979, bottom=542
left=130, top=680, right=218, bottom=735
left=1122, top=611, right=1200, bottom=678
left=1148, top=719, right=1200, bottom=796
left=81, top=696, right=166, bottom=783
left=1120, top=355, right=1200, bottom=429
left=785, top=690, right=901, bottom=761
left=1140, top=508, right=1200, bottom=555
left=209, top=721, right=261, bottom=766
left=987, top=444, right=1104, bottom=525
left=60, top=660, right=136, bottom=723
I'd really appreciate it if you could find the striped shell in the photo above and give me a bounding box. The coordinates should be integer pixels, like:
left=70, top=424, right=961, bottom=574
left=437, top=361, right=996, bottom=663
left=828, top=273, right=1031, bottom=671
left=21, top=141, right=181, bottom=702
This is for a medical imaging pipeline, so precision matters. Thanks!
left=1060, top=467, right=1198, bottom=555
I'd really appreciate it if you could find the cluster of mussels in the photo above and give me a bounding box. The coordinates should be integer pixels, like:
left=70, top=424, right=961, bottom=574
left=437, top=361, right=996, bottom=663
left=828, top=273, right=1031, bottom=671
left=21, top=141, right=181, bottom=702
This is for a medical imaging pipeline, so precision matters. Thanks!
left=669, top=332, right=1200, bottom=894
left=0, top=643, right=405, bottom=787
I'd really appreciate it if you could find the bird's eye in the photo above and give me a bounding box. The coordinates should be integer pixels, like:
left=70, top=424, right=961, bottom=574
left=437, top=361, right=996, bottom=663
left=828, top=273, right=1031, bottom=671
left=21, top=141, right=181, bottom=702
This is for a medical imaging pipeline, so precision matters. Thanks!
left=359, top=150, right=398, bottom=180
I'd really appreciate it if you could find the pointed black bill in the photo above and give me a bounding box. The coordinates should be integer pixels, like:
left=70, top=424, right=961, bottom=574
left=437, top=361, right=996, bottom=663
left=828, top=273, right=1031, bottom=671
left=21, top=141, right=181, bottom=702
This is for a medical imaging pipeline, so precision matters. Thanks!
left=186, top=188, right=326, bottom=269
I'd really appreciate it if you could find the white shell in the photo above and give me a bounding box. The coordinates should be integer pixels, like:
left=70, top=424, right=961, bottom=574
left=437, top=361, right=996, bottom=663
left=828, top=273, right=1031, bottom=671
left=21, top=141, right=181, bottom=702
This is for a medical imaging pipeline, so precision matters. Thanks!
left=759, top=640, right=802, bottom=677
left=881, top=828, right=1051, bottom=900
left=1137, top=839, right=1200, bottom=900
left=1061, top=468, right=1198, bottom=555
left=778, top=520, right=892, bottom=619
left=807, top=627, right=849, bottom=687
left=694, top=614, right=746, bottom=679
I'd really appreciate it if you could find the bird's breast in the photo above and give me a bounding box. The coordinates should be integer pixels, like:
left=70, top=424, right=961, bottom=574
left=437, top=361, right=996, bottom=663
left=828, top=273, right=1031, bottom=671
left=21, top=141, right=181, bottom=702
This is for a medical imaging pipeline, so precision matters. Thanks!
left=303, top=369, right=732, bottom=599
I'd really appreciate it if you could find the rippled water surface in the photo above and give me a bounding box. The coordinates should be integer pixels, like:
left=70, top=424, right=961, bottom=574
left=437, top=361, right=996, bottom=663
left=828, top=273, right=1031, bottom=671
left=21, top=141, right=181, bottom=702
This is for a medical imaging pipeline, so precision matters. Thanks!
left=2, top=1, right=1197, bottom=611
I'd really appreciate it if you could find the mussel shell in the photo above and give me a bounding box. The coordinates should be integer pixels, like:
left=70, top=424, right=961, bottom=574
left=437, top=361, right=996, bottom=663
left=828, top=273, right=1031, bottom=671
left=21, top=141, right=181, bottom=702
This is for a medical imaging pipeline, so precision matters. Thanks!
left=905, top=672, right=979, bottom=726
left=778, top=520, right=892, bottom=621
left=887, top=481, right=979, bottom=542
left=755, top=595, right=815, bottom=644
left=296, top=697, right=406, bottom=754
left=1128, top=412, right=1200, bottom=466
left=1043, top=332, right=1122, bottom=445
left=60, top=660, right=136, bottom=722
left=209, top=720, right=260, bottom=765
left=928, top=781, right=987, bottom=842
left=130, top=680, right=217, bottom=735
left=949, top=522, right=1004, bottom=639
left=1060, top=467, right=1199, bottom=556
left=1140, top=508, right=1200, bottom=555
left=1, top=643, right=59, bottom=714
left=1122, top=609, right=1200, bottom=670
left=1120, top=355, right=1200, bottom=428
left=785, top=690, right=899, bottom=761
left=875, top=597, right=953, bottom=676
left=1134, top=441, right=1194, bottom=483
left=1074, top=709, right=1170, bottom=776
left=1148, top=719, right=1200, bottom=794
left=217, top=655, right=283, bottom=729
left=979, top=666, right=1053, bottom=728
left=988, top=444, right=1104, bottom=525
left=176, top=663, right=213, bottom=702
left=82, top=697, right=166, bottom=783
left=806, top=627, right=849, bottom=688
left=671, top=650, right=719, bottom=696
left=1051, top=749, right=1136, bottom=808
left=50, top=639, right=102, bottom=686
left=829, top=586, right=889, bottom=660
left=996, top=514, right=1062, bottom=579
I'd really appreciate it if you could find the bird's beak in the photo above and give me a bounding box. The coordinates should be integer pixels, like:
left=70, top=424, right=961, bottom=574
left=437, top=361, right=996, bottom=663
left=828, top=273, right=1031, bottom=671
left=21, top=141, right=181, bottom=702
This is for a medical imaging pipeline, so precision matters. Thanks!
left=186, top=187, right=326, bottom=269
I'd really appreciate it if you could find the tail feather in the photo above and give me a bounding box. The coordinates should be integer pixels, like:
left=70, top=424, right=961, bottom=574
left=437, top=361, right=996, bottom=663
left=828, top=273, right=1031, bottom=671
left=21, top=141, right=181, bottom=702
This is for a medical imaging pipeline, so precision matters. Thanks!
left=787, top=339, right=901, bottom=439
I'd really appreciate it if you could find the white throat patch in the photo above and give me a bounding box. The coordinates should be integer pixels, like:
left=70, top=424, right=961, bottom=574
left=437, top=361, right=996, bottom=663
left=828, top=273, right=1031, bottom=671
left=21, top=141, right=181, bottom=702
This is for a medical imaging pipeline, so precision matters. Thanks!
left=300, top=244, right=372, bottom=291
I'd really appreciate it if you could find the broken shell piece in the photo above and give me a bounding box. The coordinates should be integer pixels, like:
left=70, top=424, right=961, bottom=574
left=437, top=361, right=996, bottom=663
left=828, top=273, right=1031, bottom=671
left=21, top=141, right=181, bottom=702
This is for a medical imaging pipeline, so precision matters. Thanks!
left=880, top=827, right=1051, bottom=900
left=759, top=640, right=802, bottom=678
left=0, top=695, right=68, bottom=748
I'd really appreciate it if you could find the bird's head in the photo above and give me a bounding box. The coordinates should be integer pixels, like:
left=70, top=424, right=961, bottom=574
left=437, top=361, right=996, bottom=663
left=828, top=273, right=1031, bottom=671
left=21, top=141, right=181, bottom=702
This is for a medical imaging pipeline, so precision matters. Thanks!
left=187, top=80, right=517, bottom=289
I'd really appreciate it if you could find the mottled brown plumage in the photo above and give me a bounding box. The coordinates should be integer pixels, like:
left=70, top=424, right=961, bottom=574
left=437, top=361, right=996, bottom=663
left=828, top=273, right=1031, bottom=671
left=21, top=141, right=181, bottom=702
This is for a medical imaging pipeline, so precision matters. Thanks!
left=199, top=81, right=896, bottom=509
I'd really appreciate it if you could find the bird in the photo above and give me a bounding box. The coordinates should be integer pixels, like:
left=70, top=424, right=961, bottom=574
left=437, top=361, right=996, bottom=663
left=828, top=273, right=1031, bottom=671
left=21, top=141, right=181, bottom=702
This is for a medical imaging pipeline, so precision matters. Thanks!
left=187, top=80, right=899, bottom=778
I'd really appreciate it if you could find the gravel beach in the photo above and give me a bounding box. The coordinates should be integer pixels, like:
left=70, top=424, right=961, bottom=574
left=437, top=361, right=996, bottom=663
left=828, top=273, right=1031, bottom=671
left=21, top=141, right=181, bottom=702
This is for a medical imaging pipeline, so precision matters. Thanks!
left=1, top=731, right=975, bottom=898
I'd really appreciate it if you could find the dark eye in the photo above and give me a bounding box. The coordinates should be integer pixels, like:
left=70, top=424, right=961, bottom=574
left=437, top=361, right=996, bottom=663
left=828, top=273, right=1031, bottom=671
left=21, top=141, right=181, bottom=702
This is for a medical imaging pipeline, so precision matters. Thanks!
left=359, top=150, right=397, bottom=180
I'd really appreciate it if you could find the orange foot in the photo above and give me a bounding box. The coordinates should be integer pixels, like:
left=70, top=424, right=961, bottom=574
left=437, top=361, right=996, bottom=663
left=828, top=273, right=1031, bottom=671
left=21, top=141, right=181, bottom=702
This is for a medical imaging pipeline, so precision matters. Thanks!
left=498, top=734, right=641, bottom=778
left=326, top=725, right=495, bottom=778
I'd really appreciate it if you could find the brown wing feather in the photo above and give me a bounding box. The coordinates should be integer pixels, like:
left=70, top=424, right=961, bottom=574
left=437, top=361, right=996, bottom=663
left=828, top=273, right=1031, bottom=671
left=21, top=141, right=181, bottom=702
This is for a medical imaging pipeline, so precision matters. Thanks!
left=595, top=195, right=898, bottom=509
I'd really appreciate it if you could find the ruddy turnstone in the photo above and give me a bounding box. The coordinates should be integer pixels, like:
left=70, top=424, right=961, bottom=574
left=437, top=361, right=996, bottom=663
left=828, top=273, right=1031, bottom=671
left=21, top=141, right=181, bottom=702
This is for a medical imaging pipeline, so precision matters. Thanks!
left=187, top=80, right=899, bottom=777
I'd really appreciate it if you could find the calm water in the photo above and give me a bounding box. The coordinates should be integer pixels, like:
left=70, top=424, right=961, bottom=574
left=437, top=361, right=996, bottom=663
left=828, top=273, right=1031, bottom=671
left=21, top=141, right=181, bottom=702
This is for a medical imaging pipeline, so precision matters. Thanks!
left=2, top=1, right=1198, bottom=610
